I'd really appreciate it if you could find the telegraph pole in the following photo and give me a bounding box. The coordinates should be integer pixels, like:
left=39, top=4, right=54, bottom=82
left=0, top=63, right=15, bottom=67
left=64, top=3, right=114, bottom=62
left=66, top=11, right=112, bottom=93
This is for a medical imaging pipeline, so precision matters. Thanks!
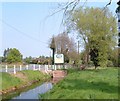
left=50, top=36, right=55, bottom=65
left=78, top=41, right=79, bottom=55
left=116, top=0, right=120, bottom=47
left=116, top=0, right=120, bottom=67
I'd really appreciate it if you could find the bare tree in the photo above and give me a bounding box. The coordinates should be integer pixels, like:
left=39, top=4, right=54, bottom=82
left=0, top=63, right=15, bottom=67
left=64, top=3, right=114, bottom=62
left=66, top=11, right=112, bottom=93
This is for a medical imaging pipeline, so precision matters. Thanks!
left=47, top=0, right=113, bottom=23
left=49, top=36, right=56, bottom=65
left=49, top=32, right=78, bottom=63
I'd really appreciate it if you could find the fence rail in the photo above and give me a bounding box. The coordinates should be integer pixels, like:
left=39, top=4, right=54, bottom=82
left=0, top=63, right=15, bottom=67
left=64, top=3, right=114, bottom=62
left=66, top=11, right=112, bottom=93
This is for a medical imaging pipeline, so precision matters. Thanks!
left=0, top=64, right=72, bottom=74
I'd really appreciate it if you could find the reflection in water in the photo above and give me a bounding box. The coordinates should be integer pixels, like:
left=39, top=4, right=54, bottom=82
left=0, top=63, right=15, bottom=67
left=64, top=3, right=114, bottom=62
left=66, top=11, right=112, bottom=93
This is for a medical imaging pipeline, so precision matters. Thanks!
left=3, top=72, right=66, bottom=100
left=11, top=82, right=52, bottom=100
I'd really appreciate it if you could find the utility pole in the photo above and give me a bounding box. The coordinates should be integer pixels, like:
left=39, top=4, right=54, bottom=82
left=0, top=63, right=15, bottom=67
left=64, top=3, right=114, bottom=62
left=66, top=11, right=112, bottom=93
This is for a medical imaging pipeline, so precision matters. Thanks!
left=78, top=41, right=79, bottom=55
left=116, top=0, right=120, bottom=67
left=116, top=0, right=120, bottom=47
left=50, top=36, right=55, bottom=69
left=77, top=41, right=80, bottom=68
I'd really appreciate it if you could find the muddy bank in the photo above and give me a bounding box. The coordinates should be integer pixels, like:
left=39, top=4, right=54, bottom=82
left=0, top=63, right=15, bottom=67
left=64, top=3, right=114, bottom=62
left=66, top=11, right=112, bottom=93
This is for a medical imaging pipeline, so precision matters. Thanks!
left=1, top=70, right=67, bottom=99
left=1, top=78, right=50, bottom=96
left=1, top=71, right=51, bottom=96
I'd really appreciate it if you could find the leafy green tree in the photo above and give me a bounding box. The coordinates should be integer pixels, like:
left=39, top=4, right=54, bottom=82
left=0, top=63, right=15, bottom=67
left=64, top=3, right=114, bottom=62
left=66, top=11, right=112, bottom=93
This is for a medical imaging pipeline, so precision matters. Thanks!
left=24, top=56, right=32, bottom=64
left=108, top=48, right=120, bottom=67
left=0, top=56, right=3, bottom=63
left=5, top=48, right=23, bottom=63
left=2, top=48, right=10, bottom=62
left=3, top=48, right=9, bottom=57
left=66, top=7, right=117, bottom=68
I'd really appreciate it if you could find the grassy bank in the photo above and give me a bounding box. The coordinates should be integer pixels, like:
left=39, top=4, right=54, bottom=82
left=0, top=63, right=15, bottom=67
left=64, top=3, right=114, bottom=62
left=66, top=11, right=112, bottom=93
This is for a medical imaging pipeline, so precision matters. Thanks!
left=1, top=73, right=22, bottom=90
left=41, top=67, right=119, bottom=99
left=1, top=70, right=50, bottom=91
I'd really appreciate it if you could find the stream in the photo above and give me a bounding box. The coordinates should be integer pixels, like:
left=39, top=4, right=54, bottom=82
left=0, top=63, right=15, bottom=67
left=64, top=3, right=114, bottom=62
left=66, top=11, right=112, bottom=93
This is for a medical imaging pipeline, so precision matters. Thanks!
left=2, top=82, right=53, bottom=100
left=2, top=70, right=65, bottom=100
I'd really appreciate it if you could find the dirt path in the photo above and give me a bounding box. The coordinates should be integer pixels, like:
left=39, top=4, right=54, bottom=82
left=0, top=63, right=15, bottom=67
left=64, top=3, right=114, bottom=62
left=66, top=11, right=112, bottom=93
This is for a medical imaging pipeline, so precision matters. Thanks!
left=10, top=72, right=28, bottom=82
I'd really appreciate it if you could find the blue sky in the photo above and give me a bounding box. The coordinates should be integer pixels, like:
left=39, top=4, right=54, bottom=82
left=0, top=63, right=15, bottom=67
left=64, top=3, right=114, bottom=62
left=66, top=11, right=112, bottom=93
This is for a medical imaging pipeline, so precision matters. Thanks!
left=0, top=1, right=117, bottom=58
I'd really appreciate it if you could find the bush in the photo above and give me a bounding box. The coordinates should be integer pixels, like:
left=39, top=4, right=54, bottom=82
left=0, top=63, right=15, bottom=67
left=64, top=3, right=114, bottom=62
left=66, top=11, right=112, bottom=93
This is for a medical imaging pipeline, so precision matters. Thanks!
left=88, top=61, right=94, bottom=67
left=107, top=60, right=114, bottom=67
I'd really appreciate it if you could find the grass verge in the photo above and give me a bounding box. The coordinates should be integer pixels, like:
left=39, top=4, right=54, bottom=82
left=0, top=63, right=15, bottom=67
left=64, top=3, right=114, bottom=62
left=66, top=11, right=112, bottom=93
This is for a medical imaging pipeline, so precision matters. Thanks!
left=41, top=67, right=119, bottom=99
left=1, top=70, right=50, bottom=91
left=1, top=72, right=22, bottom=90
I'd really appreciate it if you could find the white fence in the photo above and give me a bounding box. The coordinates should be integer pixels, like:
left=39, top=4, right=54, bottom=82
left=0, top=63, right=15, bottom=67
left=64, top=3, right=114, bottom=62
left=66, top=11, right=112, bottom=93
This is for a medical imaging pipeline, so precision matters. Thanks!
left=0, top=64, right=72, bottom=74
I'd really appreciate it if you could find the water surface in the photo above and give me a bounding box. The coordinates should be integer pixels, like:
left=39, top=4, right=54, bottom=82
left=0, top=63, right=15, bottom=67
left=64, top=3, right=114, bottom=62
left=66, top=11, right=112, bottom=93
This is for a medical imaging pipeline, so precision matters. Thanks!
left=2, top=82, right=52, bottom=100
left=12, top=82, right=52, bottom=100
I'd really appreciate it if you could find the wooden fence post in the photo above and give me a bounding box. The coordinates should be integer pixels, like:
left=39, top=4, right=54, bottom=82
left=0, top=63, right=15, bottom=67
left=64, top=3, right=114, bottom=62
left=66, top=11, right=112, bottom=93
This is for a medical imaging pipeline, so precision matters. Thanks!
left=55, top=65, right=56, bottom=70
left=45, top=65, right=46, bottom=72
left=47, top=65, right=48, bottom=71
left=14, top=65, right=16, bottom=74
left=33, top=64, right=35, bottom=70
left=39, top=65, right=41, bottom=71
left=20, top=65, right=22, bottom=71
left=52, top=65, right=54, bottom=70
left=65, top=65, right=67, bottom=69
left=5, top=65, right=8, bottom=73
left=26, top=65, right=28, bottom=70
left=58, top=65, right=60, bottom=69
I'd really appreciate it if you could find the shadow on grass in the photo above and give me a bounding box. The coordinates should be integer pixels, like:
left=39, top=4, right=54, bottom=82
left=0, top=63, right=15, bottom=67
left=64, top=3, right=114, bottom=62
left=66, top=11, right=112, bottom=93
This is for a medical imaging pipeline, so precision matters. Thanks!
left=60, top=78, right=118, bottom=94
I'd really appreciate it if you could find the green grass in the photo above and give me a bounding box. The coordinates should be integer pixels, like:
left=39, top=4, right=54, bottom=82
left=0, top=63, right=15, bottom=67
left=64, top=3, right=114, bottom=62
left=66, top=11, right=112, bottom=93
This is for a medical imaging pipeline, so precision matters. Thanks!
left=41, top=67, right=119, bottom=99
left=1, top=70, right=50, bottom=91
left=21, top=70, right=50, bottom=81
left=1, top=72, right=22, bottom=90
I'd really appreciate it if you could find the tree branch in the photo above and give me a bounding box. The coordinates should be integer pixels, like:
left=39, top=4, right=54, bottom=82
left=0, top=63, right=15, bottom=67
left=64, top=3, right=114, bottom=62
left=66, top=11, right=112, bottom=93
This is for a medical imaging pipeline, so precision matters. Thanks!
left=103, top=0, right=112, bottom=10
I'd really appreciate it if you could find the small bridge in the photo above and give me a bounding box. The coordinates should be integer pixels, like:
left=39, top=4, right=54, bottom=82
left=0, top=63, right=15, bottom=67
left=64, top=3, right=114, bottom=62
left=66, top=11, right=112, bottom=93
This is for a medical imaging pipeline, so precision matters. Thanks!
left=51, top=70, right=67, bottom=84
left=52, top=70, right=67, bottom=78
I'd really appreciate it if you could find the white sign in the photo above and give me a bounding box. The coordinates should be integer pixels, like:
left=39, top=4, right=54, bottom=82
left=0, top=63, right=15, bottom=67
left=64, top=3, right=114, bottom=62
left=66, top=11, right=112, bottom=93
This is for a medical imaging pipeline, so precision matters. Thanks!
left=54, top=54, right=64, bottom=64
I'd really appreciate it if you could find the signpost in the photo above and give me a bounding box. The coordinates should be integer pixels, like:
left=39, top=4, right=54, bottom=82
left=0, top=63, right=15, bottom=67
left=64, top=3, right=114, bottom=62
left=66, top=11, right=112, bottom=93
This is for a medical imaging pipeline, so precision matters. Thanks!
left=54, top=54, right=64, bottom=70
left=54, top=54, right=64, bottom=64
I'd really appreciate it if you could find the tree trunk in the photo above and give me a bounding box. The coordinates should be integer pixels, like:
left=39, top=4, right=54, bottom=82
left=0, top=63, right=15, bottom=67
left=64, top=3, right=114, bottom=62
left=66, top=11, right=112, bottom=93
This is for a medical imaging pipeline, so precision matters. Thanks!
left=52, top=48, right=55, bottom=65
